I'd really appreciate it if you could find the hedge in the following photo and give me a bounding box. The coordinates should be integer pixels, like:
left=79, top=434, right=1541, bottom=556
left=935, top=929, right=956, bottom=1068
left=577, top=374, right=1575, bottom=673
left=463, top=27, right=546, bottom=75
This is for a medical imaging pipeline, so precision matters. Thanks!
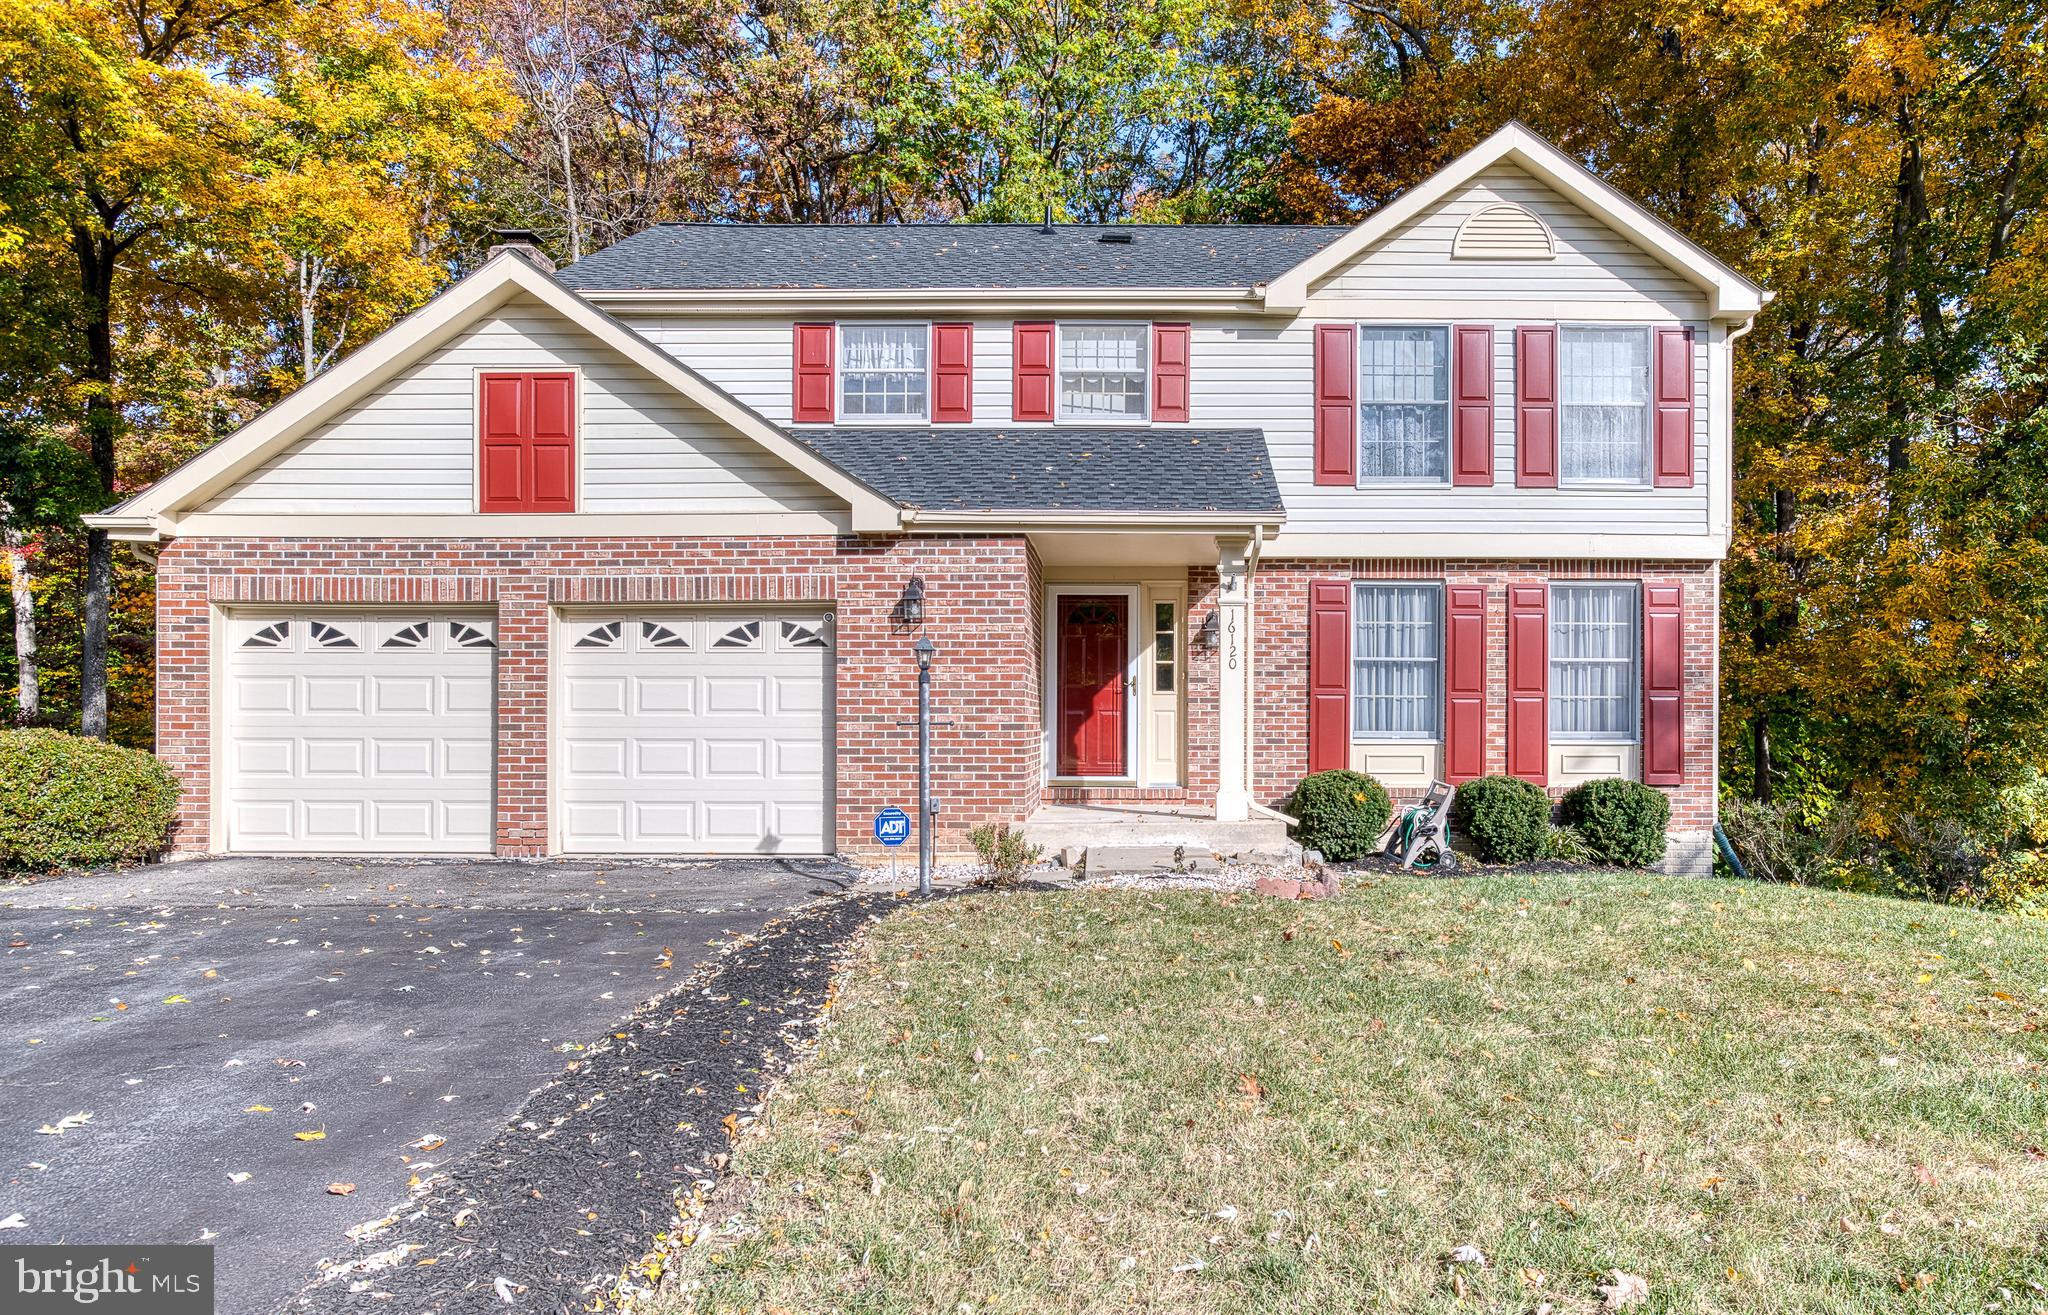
left=0, top=730, right=180, bottom=872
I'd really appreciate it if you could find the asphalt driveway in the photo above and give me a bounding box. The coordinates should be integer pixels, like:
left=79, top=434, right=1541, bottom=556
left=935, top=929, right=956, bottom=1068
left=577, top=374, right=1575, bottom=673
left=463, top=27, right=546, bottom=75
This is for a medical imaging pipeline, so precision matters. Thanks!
left=0, top=855, right=846, bottom=1314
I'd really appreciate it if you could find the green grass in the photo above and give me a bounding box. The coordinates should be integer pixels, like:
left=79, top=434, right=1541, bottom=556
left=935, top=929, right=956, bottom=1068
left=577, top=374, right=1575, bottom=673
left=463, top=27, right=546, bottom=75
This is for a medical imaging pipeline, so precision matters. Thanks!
left=653, top=875, right=2048, bottom=1313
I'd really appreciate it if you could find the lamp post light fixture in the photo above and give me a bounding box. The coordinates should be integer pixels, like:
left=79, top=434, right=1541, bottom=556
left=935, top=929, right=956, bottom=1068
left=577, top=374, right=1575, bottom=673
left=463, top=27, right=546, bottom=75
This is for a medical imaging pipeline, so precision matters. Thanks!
left=897, top=576, right=927, bottom=628
left=1195, top=610, right=1222, bottom=651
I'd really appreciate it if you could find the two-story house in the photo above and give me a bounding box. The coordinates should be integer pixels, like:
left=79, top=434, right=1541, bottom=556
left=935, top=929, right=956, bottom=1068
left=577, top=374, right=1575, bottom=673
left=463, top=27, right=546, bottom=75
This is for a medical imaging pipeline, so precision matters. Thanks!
left=88, top=125, right=1766, bottom=874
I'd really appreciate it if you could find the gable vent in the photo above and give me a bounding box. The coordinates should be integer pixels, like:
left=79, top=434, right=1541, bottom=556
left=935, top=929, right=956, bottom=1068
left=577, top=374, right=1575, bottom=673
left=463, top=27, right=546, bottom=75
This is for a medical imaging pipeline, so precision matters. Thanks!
left=1452, top=203, right=1554, bottom=260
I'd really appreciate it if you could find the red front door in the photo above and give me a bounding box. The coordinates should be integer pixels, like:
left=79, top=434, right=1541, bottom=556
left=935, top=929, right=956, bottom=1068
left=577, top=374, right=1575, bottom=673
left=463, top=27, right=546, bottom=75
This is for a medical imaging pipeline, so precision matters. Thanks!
left=1056, top=594, right=1128, bottom=777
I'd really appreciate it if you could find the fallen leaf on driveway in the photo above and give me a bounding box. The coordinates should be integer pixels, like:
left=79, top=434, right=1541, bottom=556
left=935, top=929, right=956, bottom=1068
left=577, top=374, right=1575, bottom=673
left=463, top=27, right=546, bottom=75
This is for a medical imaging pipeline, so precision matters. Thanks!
left=1598, top=1270, right=1650, bottom=1310
left=36, top=1112, right=92, bottom=1135
left=408, top=1135, right=445, bottom=1152
left=326, top=1183, right=356, bottom=1196
left=227, top=1173, right=252, bottom=1185
left=295, top=1130, right=327, bottom=1141
left=245, top=1105, right=273, bottom=1114
left=161, top=995, right=190, bottom=1005
left=0, top=1213, right=25, bottom=1229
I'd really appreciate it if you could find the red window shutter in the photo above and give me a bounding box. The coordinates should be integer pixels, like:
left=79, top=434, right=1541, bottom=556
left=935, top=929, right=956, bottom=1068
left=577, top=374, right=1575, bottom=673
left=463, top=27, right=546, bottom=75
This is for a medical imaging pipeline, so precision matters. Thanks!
left=1451, top=324, right=1495, bottom=486
left=1506, top=582, right=1548, bottom=783
left=1515, top=325, right=1558, bottom=488
left=1152, top=322, right=1191, bottom=423
left=1653, top=326, right=1695, bottom=487
left=1313, top=324, right=1356, bottom=486
left=1308, top=580, right=1351, bottom=773
left=933, top=323, right=973, bottom=423
left=1444, top=585, right=1487, bottom=781
left=1642, top=582, right=1685, bottom=784
left=792, top=323, right=835, bottom=424
left=1013, top=321, right=1055, bottom=422
left=479, top=372, right=576, bottom=513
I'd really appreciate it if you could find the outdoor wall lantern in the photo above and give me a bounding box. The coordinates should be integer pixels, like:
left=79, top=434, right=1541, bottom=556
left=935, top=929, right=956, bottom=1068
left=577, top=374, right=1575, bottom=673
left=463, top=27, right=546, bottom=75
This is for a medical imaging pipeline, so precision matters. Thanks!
left=896, top=576, right=927, bottom=628
left=1195, top=609, right=1222, bottom=651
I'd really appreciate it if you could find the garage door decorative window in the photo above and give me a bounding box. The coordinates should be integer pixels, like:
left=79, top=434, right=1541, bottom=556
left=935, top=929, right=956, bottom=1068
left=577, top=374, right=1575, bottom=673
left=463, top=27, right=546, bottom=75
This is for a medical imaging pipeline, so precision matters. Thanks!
left=780, top=619, right=829, bottom=649
left=309, top=620, right=358, bottom=649
left=714, top=620, right=762, bottom=650
left=244, top=621, right=290, bottom=649
left=642, top=621, right=689, bottom=649
left=382, top=622, right=431, bottom=650
left=449, top=621, right=495, bottom=649
left=576, top=620, right=623, bottom=649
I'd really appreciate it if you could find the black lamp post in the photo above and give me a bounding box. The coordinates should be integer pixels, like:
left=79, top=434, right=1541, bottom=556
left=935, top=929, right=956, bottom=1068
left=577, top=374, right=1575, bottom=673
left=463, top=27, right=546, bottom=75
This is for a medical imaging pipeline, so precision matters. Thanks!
left=913, top=636, right=937, bottom=895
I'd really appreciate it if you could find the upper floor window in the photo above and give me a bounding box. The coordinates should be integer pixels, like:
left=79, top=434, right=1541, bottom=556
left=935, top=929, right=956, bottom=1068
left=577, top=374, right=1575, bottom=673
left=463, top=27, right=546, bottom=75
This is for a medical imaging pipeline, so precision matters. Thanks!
left=1560, top=327, right=1649, bottom=483
left=1059, top=324, right=1148, bottom=421
left=1358, top=326, right=1449, bottom=482
left=1352, top=583, right=1441, bottom=739
left=1550, top=583, right=1638, bottom=739
left=839, top=323, right=928, bottom=421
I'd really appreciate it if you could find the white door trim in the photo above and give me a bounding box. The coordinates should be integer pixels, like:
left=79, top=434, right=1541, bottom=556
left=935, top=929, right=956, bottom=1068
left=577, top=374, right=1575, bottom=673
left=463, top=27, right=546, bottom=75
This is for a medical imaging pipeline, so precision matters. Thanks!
left=1041, top=584, right=1142, bottom=785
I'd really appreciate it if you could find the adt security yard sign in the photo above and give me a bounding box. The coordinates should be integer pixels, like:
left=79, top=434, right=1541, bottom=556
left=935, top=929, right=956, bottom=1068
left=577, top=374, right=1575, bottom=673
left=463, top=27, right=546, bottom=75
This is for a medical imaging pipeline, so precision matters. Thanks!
left=874, top=806, right=911, bottom=847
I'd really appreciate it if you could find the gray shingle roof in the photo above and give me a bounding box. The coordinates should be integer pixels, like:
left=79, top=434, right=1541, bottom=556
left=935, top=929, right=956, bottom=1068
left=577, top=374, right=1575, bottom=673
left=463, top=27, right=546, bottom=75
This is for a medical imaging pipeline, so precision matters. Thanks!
left=790, top=427, right=1283, bottom=518
left=555, top=224, right=1348, bottom=292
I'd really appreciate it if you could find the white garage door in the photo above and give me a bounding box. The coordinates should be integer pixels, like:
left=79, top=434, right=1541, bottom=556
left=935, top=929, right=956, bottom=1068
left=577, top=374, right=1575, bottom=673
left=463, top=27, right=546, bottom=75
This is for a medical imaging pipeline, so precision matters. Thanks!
left=225, top=614, right=496, bottom=854
left=558, top=611, right=834, bottom=854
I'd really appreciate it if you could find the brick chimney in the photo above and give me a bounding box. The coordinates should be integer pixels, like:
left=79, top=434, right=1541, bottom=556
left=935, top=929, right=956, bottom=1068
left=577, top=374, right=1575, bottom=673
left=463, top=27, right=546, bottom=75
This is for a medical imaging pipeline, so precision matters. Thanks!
left=487, top=228, right=555, bottom=273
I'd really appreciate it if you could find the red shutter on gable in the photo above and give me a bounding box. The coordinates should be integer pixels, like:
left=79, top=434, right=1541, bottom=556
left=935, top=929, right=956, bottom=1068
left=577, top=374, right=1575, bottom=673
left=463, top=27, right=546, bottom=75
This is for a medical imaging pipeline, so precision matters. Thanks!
left=1642, top=583, right=1685, bottom=785
left=1312, top=324, right=1356, bottom=486
left=1515, top=325, right=1559, bottom=488
left=1653, top=326, right=1695, bottom=487
left=792, top=323, right=835, bottom=424
left=1506, top=582, right=1548, bottom=784
left=933, top=323, right=974, bottom=423
left=1444, top=585, right=1487, bottom=781
left=1451, top=324, right=1495, bottom=486
left=1307, top=580, right=1351, bottom=773
left=479, top=372, right=576, bottom=514
left=1013, top=321, right=1055, bottom=422
left=1152, top=322, right=1191, bottom=423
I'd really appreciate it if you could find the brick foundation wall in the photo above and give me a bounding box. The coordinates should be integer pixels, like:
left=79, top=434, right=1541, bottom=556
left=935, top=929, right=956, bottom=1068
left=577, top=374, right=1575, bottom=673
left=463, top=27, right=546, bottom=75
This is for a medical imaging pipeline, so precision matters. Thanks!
left=1246, top=558, right=1720, bottom=865
left=155, top=534, right=1043, bottom=860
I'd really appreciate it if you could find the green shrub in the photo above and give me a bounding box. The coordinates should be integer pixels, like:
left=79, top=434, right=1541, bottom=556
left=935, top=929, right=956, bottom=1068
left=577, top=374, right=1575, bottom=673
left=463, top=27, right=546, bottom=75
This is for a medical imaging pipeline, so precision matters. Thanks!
left=968, top=822, right=1043, bottom=888
left=1545, top=824, right=1594, bottom=864
left=1559, top=778, right=1670, bottom=868
left=1285, top=770, right=1391, bottom=862
left=0, top=730, right=180, bottom=872
left=1450, top=775, right=1552, bottom=864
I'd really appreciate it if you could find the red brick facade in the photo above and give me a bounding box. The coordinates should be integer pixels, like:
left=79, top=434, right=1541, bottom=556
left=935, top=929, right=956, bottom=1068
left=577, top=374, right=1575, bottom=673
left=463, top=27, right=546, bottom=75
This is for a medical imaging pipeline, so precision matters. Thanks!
left=155, top=534, right=1044, bottom=859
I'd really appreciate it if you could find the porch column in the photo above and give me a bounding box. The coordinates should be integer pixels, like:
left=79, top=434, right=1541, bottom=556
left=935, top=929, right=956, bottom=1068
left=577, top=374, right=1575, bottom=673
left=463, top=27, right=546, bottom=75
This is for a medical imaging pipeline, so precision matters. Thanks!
left=1214, top=537, right=1254, bottom=821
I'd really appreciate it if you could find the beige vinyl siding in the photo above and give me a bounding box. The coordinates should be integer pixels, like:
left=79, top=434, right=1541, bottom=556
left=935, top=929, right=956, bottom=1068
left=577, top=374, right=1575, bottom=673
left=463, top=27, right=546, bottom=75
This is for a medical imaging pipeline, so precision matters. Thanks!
left=1308, top=163, right=1701, bottom=312
left=202, top=296, right=837, bottom=516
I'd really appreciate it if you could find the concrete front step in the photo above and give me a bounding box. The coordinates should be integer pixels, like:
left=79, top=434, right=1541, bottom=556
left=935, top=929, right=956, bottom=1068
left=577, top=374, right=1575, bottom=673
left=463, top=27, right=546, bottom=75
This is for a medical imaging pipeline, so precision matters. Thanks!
left=1081, top=844, right=1225, bottom=877
left=1019, top=803, right=1298, bottom=867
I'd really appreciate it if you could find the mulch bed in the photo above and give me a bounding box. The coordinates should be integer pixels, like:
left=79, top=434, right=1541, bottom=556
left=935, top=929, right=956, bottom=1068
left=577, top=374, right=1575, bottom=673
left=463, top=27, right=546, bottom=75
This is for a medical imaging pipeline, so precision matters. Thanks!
left=286, top=890, right=889, bottom=1314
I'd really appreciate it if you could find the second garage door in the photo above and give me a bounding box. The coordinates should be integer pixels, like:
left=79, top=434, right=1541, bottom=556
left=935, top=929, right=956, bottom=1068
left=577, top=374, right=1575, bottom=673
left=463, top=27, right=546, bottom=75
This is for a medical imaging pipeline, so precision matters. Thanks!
left=557, top=611, right=835, bottom=854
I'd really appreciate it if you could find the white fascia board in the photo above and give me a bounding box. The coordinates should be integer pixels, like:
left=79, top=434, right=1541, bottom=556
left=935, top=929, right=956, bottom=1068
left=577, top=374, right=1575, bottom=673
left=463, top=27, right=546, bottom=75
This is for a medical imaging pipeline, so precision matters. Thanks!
left=79, top=511, right=162, bottom=542
left=577, top=286, right=1267, bottom=316
left=1262, top=531, right=1730, bottom=562
left=1263, top=123, right=1767, bottom=321
left=109, top=253, right=903, bottom=535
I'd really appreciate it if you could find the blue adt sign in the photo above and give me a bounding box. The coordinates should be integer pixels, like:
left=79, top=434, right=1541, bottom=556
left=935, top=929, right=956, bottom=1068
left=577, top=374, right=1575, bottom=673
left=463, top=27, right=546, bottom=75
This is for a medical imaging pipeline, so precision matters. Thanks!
left=873, top=806, right=911, bottom=847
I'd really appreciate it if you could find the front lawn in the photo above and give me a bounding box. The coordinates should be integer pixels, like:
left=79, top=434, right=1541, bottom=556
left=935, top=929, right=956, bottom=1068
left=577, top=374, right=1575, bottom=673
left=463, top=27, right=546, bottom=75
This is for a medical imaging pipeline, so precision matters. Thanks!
left=655, top=875, right=2048, bottom=1313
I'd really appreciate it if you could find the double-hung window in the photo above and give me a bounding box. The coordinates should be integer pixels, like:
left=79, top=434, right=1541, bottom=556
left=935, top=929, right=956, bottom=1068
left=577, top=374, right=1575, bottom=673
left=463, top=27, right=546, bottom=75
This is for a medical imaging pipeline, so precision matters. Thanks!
left=1351, top=584, right=1441, bottom=739
left=1560, top=327, right=1649, bottom=483
left=1358, top=327, right=1450, bottom=481
left=839, top=324, right=928, bottom=420
left=1550, top=583, right=1638, bottom=739
left=1058, top=324, right=1148, bottom=420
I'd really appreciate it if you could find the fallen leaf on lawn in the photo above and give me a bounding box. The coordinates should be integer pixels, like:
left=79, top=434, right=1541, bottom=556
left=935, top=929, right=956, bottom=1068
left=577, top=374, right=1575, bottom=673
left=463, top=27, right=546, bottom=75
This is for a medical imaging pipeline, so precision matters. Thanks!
left=1237, top=1072, right=1265, bottom=1104
left=1911, top=1164, right=1936, bottom=1187
left=294, top=1130, right=327, bottom=1141
left=1897, top=1271, right=1936, bottom=1291
left=1171, top=1256, right=1205, bottom=1274
left=326, top=1183, right=355, bottom=1196
left=1444, top=1243, right=1487, bottom=1268
left=36, top=1112, right=92, bottom=1135
left=226, top=1172, right=252, bottom=1185
left=1598, top=1270, right=1650, bottom=1310
left=1520, top=1267, right=1546, bottom=1286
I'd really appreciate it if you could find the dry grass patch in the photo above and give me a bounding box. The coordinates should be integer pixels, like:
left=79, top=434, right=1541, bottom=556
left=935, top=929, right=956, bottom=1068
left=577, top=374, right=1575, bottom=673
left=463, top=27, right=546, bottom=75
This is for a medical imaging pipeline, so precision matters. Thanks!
left=652, top=874, right=2048, bottom=1314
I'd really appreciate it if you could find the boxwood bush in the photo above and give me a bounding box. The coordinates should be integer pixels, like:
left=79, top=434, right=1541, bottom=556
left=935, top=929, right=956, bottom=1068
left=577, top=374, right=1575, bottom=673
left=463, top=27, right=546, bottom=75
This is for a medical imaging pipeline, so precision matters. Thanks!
left=0, top=730, right=180, bottom=872
left=1559, top=778, right=1670, bottom=868
left=1286, top=770, right=1391, bottom=862
left=1449, top=774, right=1553, bottom=864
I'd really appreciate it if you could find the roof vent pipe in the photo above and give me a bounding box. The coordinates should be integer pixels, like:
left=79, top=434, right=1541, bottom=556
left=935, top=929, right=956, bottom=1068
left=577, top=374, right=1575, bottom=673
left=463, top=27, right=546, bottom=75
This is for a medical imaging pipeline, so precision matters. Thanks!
left=1040, top=204, right=1056, bottom=235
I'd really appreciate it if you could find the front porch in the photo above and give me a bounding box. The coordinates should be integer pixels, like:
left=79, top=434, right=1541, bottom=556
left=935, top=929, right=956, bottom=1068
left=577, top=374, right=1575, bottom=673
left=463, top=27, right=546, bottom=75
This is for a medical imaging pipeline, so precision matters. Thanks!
left=1017, top=801, right=1294, bottom=867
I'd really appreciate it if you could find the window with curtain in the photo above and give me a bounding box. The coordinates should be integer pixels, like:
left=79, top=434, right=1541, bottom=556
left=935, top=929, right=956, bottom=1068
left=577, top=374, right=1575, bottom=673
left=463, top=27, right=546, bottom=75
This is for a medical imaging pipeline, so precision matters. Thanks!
left=839, top=324, right=928, bottom=419
left=1059, top=324, right=1148, bottom=420
left=1550, top=583, right=1638, bottom=739
left=1351, top=584, right=1441, bottom=739
left=1560, top=327, right=1649, bottom=482
left=1358, top=327, right=1449, bottom=481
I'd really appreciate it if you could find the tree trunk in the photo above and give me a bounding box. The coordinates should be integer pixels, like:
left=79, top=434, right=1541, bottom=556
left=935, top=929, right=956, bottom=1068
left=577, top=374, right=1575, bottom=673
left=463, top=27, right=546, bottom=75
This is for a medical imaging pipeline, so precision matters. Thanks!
left=1751, top=714, right=1772, bottom=803
left=73, top=224, right=119, bottom=740
left=1, top=512, right=37, bottom=724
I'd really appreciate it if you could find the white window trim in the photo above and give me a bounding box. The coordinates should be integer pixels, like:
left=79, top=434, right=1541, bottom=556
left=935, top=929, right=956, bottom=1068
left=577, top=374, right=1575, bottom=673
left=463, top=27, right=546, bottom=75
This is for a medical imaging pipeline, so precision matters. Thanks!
left=1557, top=323, right=1654, bottom=489
left=1547, top=580, right=1641, bottom=743
left=835, top=321, right=933, bottom=426
left=1354, top=323, right=1452, bottom=487
left=1055, top=321, right=1151, bottom=425
left=1349, top=580, right=1444, bottom=743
